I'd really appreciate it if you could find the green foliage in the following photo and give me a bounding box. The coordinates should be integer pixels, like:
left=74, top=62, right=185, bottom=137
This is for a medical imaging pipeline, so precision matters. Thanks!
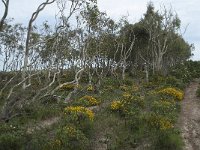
left=165, top=76, right=186, bottom=90
left=196, top=85, right=200, bottom=97
left=54, top=125, right=90, bottom=150
left=0, top=123, right=26, bottom=150
left=152, top=130, right=183, bottom=150
left=75, top=95, right=100, bottom=107
left=170, top=61, right=200, bottom=84
left=103, top=77, right=120, bottom=87
left=2, top=1, right=199, bottom=149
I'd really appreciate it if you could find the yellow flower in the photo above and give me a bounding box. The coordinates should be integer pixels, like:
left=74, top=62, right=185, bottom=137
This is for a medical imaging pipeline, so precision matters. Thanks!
left=54, top=139, right=61, bottom=146
left=79, top=95, right=99, bottom=106
left=59, top=84, right=81, bottom=91
left=120, top=85, right=129, bottom=91
left=147, top=114, right=173, bottom=130
left=64, top=126, right=77, bottom=137
left=64, top=106, right=94, bottom=121
left=122, top=92, right=132, bottom=99
left=87, top=85, right=94, bottom=91
left=158, top=87, right=184, bottom=101
left=110, top=100, right=123, bottom=110
left=132, top=85, right=139, bottom=92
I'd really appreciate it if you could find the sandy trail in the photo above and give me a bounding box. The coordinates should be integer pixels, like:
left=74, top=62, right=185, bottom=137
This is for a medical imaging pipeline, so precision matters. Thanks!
left=179, top=79, right=200, bottom=150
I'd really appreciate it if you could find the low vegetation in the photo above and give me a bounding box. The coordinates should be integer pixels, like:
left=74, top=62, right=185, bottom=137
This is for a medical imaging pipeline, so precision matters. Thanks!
left=0, top=61, right=200, bottom=149
left=1, top=0, right=200, bottom=149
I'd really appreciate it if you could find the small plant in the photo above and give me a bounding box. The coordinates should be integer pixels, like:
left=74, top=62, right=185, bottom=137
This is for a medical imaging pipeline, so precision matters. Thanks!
left=78, top=95, right=100, bottom=106
left=196, top=86, right=200, bottom=97
left=110, top=100, right=123, bottom=111
left=0, top=123, right=26, bottom=150
left=158, top=87, right=184, bottom=101
left=121, top=96, right=145, bottom=109
left=63, top=106, right=94, bottom=134
left=64, top=106, right=94, bottom=121
left=52, top=125, right=89, bottom=150
left=87, top=84, right=94, bottom=91
left=59, top=84, right=76, bottom=91
left=146, top=113, right=174, bottom=131
left=131, top=84, right=139, bottom=92
left=153, top=130, right=183, bottom=150
left=152, top=100, right=176, bottom=116
left=120, top=85, right=129, bottom=91
left=122, top=92, right=132, bottom=99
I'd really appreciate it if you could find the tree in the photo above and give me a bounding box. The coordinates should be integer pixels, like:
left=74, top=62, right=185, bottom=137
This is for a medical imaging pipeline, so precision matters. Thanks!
left=22, top=0, right=56, bottom=89
left=141, top=3, right=186, bottom=73
left=0, top=0, right=9, bottom=31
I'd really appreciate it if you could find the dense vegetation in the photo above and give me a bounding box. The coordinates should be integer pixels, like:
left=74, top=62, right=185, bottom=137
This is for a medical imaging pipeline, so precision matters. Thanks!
left=0, top=0, right=200, bottom=149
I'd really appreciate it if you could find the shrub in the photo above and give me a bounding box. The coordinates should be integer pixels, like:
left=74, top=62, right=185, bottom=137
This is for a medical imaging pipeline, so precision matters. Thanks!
left=165, top=76, right=185, bottom=89
left=158, top=87, right=184, bottom=101
left=152, top=100, right=176, bottom=116
left=63, top=106, right=94, bottom=135
left=86, top=85, right=94, bottom=91
left=196, top=86, right=200, bottom=97
left=122, top=92, right=132, bottom=99
left=110, top=100, right=123, bottom=111
left=0, top=124, right=25, bottom=150
left=153, top=130, right=183, bottom=150
left=121, top=96, right=145, bottom=109
left=51, top=125, right=89, bottom=150
left=64, top=106, right=94, bottom=121
left=120, top=85, right=129, bottom=91
left=78, top=95, right=99, bottom=106
left=59, top=84, right=76, bottom=91
left=131, top=84, right=140, bottom=92
left=146, top=113, right=173, bottom=131
left=103, top=77, right=120, bottom=87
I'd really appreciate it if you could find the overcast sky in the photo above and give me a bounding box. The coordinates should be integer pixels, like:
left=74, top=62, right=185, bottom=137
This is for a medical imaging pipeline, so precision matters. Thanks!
left=0, top=0, right=200, bottom=60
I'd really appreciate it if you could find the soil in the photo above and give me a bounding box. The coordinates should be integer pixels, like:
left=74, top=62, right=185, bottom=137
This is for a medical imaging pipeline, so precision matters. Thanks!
left=27, top=116, right=60, bottom=134
left=179, top=79, right=200, bottom=150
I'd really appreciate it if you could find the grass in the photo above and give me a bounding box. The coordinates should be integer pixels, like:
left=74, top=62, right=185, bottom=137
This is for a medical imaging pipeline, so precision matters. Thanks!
left=0, top=73, right=186, bottom=149
left=196, top=84, right=200, bottom=98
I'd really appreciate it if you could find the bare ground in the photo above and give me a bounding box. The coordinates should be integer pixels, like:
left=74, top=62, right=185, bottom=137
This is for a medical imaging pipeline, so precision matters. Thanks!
left=27, top=116, right=60, bottom=134
left=179, top=79, right=200, bottom=150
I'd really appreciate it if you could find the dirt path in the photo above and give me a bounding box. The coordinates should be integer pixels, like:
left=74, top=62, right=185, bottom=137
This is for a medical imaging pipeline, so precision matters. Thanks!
left=27, top=116, right=60, bottom=133
left=179, top=79, right=200, bottom=150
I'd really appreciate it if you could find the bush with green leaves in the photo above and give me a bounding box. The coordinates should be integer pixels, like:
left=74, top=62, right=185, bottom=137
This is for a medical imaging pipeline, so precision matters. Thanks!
left=53, top=125, right=89, bottom=150
left=75, top=95, right=100, bottom=107
left=0, top=123, right=26, bottom=150
left=196, top=86, right=200, bottom=97
left=152, top=130, right=183, bottom=150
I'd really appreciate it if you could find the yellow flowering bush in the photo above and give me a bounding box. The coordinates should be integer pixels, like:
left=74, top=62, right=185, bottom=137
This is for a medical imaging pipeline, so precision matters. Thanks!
left=78, top=95, right=99, bottom=106
left=64, top=106, right=94, bottom=121
left=110, top=96, right=145, bottom=113
left=59, top=84, right=81, bottom=91
left=132, top=85, right=139, bottom=92
left=147, top=114, right=173, bottom=130
left=48, top=139, right=62, bottom=149
left=121, top=96, right=145, bottom=108
left=120, top=85, right=129, bottom=91
left=122, top=92, right=132, bottom=99
left=63, top=126, right=78, bottom=138
left=131, top=96, right=145, bottom=108
left=110, top=100, right=123, bottom=111
left=158, top=87, right=184, bottom=101
left=87, top=85, right=94, bottom=91
left=55, top=125, right=89, bottom=149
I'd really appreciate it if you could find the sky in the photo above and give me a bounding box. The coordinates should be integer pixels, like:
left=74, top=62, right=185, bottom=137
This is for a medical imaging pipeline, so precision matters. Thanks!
left=0, top=0, right=200, bottom=60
